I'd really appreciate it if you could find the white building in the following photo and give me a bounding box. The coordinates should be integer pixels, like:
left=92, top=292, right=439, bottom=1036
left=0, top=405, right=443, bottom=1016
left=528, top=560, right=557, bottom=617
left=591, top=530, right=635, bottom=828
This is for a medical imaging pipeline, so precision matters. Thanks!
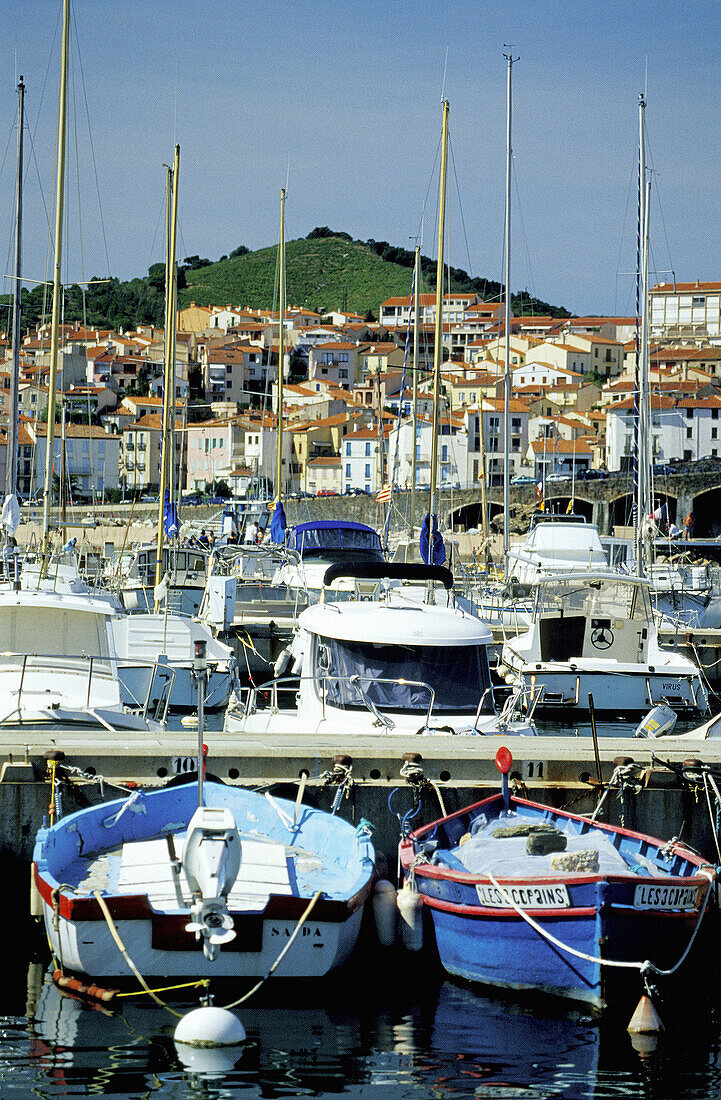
left=342, top=426, right=384, bottom=493
left=650, top=281, right=721, bottom=344
left=605, top=394, right=721, bottom=470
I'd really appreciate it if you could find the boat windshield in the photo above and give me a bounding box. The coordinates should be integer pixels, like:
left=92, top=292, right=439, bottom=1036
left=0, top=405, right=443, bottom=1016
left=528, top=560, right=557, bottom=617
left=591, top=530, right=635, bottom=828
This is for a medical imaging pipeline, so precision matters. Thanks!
left=291, top=525, right=384, bottom=561
left=0, top=605, right=111, bottom=657
left=534, top=577, right=651, bottom=622
left=317, top=635, right=491, bottom=713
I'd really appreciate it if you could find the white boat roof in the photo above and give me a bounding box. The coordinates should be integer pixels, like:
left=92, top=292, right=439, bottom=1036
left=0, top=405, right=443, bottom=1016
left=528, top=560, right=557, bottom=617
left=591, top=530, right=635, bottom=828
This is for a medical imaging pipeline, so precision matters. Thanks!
left=0, top=587, right=117, bottom=617
left=298, top=600, right=493, bottom=646
left=531, top=570, right=650, bottom=590
left=522, top=521, right=604, bottom=552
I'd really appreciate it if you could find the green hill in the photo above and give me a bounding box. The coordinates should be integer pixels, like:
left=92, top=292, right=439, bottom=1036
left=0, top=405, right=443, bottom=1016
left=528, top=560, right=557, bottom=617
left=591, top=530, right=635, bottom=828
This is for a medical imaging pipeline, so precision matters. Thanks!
left=11, top=229, right=570, bottom=334
left=180, top=236, right=420, bottom=316
left=179, top=231, right=570, bottom=319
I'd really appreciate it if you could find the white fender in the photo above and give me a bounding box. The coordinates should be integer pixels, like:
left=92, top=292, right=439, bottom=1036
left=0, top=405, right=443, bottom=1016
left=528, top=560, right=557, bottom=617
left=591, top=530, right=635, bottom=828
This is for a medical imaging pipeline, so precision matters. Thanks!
left=397, top=881, right=424, bottom=952
left=372, top=879, right=398, bottom=947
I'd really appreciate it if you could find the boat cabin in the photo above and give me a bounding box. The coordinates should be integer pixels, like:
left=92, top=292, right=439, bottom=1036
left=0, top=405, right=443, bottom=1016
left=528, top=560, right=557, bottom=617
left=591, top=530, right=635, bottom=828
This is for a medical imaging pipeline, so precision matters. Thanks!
left=531, top=573, right=653, bottom=665
left=297, top=599, right=495, bottom=716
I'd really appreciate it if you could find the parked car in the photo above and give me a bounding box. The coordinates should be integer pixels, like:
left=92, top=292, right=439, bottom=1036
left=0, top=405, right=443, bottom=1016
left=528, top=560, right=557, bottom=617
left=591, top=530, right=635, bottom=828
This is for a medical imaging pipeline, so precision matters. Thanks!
left=546, top=472, right=570, bottom=483
left=511, top=474, right=537, bottom=485
left=652, top=463, right=674, bottom=476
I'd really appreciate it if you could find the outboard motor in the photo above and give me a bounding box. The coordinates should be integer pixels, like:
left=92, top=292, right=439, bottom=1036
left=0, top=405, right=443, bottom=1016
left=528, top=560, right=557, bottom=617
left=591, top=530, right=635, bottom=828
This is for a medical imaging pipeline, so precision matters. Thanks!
left=183, top=806, right=241, bottom=961
left=634, top=703, right=678, bottom=739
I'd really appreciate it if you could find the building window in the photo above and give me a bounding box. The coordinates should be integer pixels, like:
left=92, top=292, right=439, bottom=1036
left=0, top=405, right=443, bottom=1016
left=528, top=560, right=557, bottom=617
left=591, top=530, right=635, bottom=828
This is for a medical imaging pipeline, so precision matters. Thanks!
left=442, top=444, right=448, bottom=462
left=365, top=463, right=370, bottom=479
left=346, top=463, right=351, bottom=478
left=686, top=426, right=693, bottom=439
left=686, top=408, right=693, bottom=419
left=365, top=442, right=371, bottom=457
left=713, top=408, right=719, bottom=419
left=713, top=428, right=718, bottom=440
left=346, top=442, right=351, bottom=456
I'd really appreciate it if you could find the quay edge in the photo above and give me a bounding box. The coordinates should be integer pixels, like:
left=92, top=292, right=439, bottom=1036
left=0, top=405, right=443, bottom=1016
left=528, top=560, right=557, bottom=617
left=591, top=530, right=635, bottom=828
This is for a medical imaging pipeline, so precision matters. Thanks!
left=2, top=732, right=721, bottom=896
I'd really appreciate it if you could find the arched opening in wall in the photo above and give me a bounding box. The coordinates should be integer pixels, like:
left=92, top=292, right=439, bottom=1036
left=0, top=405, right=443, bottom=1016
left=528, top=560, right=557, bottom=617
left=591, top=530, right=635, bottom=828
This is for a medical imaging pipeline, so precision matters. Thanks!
left=540, top=495, right=594, bottom=522
left=609, top=493, right=634, bottom=533
left=689, top=488, right=721, bottom=538
left=451, top=501, right=487, bottom=532
left=609, top=491, right=677, bottom=534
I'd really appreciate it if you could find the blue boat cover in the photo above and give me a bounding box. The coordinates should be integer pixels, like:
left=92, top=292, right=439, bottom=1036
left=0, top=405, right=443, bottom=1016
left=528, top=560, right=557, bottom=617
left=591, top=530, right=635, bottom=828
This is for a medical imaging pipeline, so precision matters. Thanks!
left=289, top=520, right=382, bottom=554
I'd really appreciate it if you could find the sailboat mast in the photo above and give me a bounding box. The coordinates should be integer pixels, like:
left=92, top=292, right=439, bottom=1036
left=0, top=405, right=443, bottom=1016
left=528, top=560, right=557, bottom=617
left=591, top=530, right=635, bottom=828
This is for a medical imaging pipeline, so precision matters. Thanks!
left=275, top=187, right=286, bottom=503
left=502, top=49, right=518, bottom=578
left=634, top=94, right=647, bottom=577
left=40, top=0, right=69, bottom=573
left=7, top=76, right=24, bottom=502
left=155, top=144, right=180, bottom=601
left=409, top=244, right=420, bottom=536
left=428, top=99, right=450, bottom=549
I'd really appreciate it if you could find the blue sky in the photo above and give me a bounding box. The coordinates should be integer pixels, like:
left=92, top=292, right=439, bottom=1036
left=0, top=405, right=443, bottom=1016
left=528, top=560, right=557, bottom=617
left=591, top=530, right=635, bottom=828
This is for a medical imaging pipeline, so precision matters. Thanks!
left=1, top=0, right=720, bottom=317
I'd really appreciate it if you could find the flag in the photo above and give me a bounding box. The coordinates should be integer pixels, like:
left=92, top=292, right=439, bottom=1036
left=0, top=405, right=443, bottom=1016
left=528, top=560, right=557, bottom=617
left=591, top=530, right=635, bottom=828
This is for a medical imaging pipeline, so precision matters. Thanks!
left=420, top=513, right=446, bottom=566
left=163, top=490, right=179, bottom=538
left=270, top=500, right=287, bottom=543
left=376, top=482, right=392, bottom=504
left=566, top=498, right=574, bottom=514
left=536, top=481, right=543, bottom=502
left=651, top=502, right=667, bottom=525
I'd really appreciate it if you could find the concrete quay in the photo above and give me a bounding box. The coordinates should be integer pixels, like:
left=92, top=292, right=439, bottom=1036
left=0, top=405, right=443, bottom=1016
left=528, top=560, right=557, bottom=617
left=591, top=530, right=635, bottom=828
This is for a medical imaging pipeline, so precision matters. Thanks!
left=3, top=726, right=721, bottom=883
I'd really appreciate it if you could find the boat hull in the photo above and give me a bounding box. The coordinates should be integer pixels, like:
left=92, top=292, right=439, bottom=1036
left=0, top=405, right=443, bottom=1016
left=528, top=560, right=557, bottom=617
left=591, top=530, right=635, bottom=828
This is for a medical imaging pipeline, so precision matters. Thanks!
left=38, top=893, right=364, bottom=979
left=419, top=877, right=703, bottom=1009
left=507, top=667, right=706, bottom=715
left=400, top=794, right=714, bottom=1010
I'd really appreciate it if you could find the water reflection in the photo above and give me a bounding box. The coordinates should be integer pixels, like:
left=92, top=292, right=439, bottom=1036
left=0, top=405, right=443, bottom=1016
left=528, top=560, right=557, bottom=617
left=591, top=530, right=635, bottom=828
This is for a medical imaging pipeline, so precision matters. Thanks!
left=1, top=959, right=720, bottom=1098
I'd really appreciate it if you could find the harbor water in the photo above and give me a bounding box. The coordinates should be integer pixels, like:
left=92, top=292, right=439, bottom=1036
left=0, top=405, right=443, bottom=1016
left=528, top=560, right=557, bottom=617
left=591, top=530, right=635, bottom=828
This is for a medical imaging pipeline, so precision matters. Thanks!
left=7, top=711, right=721, bottom=1097
left=4, top=950, right=721, bottom=1098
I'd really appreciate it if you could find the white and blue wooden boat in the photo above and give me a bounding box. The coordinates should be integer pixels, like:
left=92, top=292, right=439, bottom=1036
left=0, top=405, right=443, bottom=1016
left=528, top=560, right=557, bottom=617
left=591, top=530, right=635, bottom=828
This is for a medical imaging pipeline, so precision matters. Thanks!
left=33, top=779, right=375, bottom=981
left=399, top=751, right=715, bottom=1010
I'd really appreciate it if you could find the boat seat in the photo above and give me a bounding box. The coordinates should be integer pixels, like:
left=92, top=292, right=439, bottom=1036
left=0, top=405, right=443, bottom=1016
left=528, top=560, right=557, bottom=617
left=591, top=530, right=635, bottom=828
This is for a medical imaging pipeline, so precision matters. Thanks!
left=116, top=834, right=293, bottom=912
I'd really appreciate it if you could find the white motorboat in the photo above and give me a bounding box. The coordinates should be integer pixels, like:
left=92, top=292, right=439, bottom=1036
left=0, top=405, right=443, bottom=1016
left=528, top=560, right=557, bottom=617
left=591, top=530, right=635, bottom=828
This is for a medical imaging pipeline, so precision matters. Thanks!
left=507, top=514, right=612, bottom=590
left=109, top=610, right=238, bottom=712
left=225, top=564, right=538, bottom=739
left=0, top=584, right=168, bottom=730
left=272, top=520, right=390, bottom=603
left=499, top=571, right=708, bottom=716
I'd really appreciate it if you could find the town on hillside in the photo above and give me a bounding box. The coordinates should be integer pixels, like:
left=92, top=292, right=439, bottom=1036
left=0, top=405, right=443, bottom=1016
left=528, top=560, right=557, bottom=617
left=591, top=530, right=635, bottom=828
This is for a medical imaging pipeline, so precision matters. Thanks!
left=1, top=280, right=720, bottom=504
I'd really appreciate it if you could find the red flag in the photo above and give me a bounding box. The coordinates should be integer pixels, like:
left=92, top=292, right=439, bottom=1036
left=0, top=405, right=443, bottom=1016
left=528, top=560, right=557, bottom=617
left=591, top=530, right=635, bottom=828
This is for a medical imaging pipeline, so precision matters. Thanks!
left=376, top=483, right=392, bottom=503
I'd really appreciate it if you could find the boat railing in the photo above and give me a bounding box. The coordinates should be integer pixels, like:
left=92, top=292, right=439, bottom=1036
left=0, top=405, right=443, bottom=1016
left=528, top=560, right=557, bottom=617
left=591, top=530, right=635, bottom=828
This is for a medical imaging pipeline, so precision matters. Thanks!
left=0, top=652, right=175, bottom=725
left=244, top=672, right=436, bottom=728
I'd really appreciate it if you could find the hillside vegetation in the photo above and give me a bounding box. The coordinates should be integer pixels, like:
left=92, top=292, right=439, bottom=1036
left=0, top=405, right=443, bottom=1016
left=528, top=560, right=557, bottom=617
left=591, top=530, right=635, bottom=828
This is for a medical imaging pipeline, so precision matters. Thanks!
left=8, top=229, right=570, bottom=333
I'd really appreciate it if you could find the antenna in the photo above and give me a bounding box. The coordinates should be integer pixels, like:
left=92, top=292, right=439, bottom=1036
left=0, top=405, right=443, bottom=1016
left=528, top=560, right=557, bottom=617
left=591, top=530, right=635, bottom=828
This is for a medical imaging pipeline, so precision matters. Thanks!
left=441, top=45, right=449, bottom=101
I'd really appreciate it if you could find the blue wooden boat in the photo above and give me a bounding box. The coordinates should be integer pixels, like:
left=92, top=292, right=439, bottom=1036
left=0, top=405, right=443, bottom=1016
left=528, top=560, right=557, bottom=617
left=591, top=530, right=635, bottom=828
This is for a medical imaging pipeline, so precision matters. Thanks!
left=33, top=779, right=375, bottom=981
left=399, top=751, right=715, bottom=1010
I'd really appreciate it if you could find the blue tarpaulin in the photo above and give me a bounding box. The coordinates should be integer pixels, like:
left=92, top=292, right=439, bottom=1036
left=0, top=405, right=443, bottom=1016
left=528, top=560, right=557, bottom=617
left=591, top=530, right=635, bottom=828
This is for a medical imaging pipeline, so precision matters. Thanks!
left=420, top=513, right=446, bottom=566
left=163, top=491, right=179, bottom=539
left=270, top=501, right=287, bottom=543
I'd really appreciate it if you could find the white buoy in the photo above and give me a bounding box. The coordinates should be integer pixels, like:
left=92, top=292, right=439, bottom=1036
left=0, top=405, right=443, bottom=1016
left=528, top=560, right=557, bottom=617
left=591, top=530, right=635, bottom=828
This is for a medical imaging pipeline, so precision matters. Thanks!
left=181, top=714, right=198, bottom=728
left=174, top=1042, right=243, bottom=1077
left=174, top=1005, right=246, bottom=1047
left=628, top=994, right=664, bottom=1039
left=397, top=881, right=424, bottom=952
left=372, top=879, right=398, bottom=946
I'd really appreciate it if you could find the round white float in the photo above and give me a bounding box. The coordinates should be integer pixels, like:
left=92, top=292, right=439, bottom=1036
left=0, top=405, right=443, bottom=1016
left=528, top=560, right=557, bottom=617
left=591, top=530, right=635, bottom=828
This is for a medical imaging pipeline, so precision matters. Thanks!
left=174, top=1006, right=246, bottom=1047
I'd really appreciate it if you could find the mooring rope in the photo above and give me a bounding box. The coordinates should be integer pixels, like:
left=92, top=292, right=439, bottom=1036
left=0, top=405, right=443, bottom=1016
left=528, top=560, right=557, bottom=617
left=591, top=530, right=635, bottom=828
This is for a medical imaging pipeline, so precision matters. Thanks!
left=486, top=870, right=714, bottom=979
